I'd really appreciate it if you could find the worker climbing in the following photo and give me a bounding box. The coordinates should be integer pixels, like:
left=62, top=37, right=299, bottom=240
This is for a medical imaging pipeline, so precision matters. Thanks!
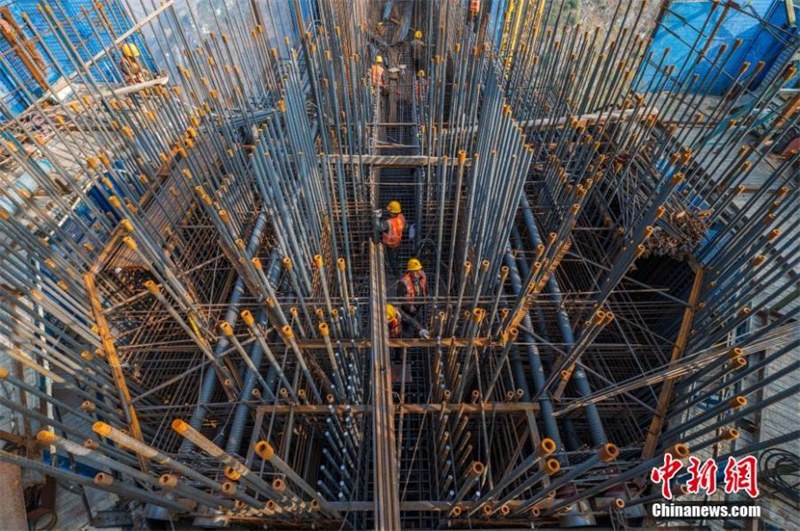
left=119, top=42, right=150, bottom=84
left=415, top=69, right=428, bottom=103
left=397, top=258, right=427, bottom=318
left=371, top=54, right=385, bottom=92
left=377, top=200, right=405, bottom=276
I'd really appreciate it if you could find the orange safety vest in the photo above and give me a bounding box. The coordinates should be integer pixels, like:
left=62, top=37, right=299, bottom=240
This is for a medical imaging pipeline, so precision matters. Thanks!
left=388, top=315, right=402, bottom=338
left=469, top=0, right=480, bottom=15
left=371, top=64, right=385, bottom=87
left=400, top=271, right=428, bottom=300
left=382, top=213, right=405, bottom=249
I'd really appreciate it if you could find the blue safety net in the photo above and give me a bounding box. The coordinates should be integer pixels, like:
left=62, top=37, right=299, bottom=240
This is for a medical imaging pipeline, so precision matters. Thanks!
left=0, top=0, right=150, bottom=119
left=637, top=0, right=798, bottom=95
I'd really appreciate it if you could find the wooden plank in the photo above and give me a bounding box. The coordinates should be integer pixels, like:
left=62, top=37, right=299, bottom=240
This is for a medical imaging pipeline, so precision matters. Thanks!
left=641, top=266, right=705, bottom=459
left=255, top=402, right=540, bottom=415
left=0, top=461, right=27, bottom=530
left=786, top=0, right=796, bottom=26
left=83, top=272, right=147, bottom=471
left=324, top=154, right=467, bottom=167
left=0, top=7, right=47, bottom=88
left=291, top=336, right=496, bottom=349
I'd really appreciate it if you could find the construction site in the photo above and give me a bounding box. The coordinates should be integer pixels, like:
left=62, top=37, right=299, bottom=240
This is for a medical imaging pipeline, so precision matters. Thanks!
left=0, top=0, right=797, bottom=529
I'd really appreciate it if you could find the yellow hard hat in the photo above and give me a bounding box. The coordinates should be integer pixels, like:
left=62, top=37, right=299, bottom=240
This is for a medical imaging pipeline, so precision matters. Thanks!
left=417, top=69, right=425, bottom=78
left=387, top=200, right=401, bottom=213
left=386, top=304, right=396, bottom=321
left=122, top=43, right=140, bottom=58
left=376, top=55, right=383, bottom=64
left=407, top=258, right=423, bottom=271
left=414, top=30, right=423, bottom=39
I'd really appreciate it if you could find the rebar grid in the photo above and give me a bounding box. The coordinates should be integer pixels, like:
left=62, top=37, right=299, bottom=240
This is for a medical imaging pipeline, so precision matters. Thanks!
left=0, top=0, right=797, bottom=529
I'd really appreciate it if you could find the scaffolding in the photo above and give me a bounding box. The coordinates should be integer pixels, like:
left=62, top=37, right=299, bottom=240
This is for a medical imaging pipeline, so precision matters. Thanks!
left=0, top=0, right=798, bottom=529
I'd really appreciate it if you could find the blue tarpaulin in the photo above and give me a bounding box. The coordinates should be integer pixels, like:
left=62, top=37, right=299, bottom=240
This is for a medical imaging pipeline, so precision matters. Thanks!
left=0, top=0, right=149, bottom=119
left=637, top=0, right=797, bottom=95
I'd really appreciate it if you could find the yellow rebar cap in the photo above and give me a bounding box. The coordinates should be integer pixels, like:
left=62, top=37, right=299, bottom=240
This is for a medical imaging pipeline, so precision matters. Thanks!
left=255, top=440, right=274, bottom=460
left=36, top=430, right=56, bottom=444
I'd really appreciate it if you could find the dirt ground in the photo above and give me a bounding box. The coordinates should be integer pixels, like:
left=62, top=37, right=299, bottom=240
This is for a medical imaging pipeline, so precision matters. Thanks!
left=575, top=0, right=663, bottom=32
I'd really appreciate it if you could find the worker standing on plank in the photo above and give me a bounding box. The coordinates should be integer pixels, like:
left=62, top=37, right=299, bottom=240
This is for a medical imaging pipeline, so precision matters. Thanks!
left=415, top=69, right=427, bottom=103
left=378, top=200, right=405, bottom=276
left=410, top=30, right=426, bottom=72
left=120, top=43, right=148, bottom=84
left=398, top=258, right=427, bottom=318
left=386, top=304, right=402, bottom=338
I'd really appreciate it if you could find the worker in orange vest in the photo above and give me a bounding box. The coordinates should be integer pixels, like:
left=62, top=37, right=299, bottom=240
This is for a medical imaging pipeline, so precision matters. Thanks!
left=120, top=42, right=149, bottom=84
left=398, top=258, right=427, bottom=317
left=386, top=304, right=402, bottom=338
left=379, top=200, right=405, bottom=275
left=371, top=55, right=385, bottom=92
left=469, top=0, right=481, bottom=17
left=386, top=303, right=430, bottom=340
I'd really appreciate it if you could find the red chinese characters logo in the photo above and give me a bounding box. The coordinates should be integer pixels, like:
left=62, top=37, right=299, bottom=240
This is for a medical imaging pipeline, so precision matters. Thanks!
left=650, top=453, right=683, bottom=499
left=650, top=454, right=759, bottom=499
left=723, top=455, right=759, bottom=498
left=686, top=456, right=718, bottom=495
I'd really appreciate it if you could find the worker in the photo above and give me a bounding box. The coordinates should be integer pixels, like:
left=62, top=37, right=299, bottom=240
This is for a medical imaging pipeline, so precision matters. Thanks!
left=386, top=304, right=402, bottom=338
left=469, top=0, right=481, bottom=17
left=415, top=69, right=428, bottom=101
left=378, top=200, right=405, bottom=275
left=386, top=303, right=429, bottom=340
left=410, top=30, right=426, bottom=71
left=120, top=43, right=148, bottom=84
left=398, top=258, right=427, bottom=317
left=371, top=55, right=385, bottom=92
